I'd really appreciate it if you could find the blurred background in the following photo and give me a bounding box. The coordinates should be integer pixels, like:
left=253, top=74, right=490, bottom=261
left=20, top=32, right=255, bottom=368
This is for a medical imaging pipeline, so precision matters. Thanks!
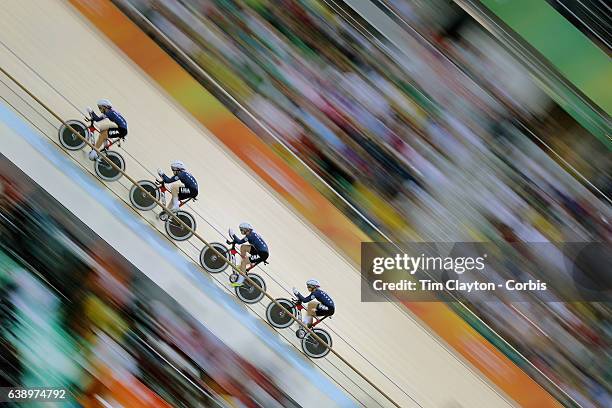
left=121, top=0, right=612, bottom=405
left=1, top=0, right=610, bottom=407
left=0, top=156, right=302, bottom=407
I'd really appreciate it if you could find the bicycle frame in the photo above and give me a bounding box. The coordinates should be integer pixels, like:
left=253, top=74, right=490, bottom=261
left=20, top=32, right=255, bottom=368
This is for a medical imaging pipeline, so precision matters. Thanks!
left=228, top=242, right=267, bottom=272
left=155, top=180, right=195, bottom=209
left=86, top=118, right=124, bottom=152
left=103, top=137, right=122, bottom=151
left=294, top=300, right=329, bottom=328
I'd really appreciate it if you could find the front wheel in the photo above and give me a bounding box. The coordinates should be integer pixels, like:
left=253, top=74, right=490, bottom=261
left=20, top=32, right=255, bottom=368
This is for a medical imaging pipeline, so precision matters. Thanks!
left=129, top=180, right=160, bottom=211
left=165, top=210, right=196, bottom=241
left=58, top=120, right=90, bottom=151
left=235, top=273, right=266, bottom=304
left=95, top=151, right=125, bottom=182
left=199, top=243, right=230, bottom=273
left=266, top=298, right=296, bottom=329
left=301, top=328, right=332, bottom=359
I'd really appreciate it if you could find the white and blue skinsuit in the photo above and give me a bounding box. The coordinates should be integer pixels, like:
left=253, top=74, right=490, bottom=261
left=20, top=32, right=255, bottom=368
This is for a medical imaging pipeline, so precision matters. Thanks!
left=91, top=109, right=128, bottom=130
left=161, top=172, right=198, bottom=193
left=296, top=289, right=335, bottom=311
left=231, top=231, right=269, bottom=254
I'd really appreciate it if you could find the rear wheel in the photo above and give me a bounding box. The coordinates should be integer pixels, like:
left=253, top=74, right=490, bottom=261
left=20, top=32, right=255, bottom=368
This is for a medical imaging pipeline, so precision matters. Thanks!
left=199, top=243, right=230, bottom=273
left=58, top=120, right=89, bottom=150
left=235, top=273, right=265, bottom=304
left=265, top=298, right=296, bottom=329
left=165, top=210, right=196, bottom=241
left=302, top=328, right=332, bottom=359
left=95, top=151, right=125, bottom=182
left=129, top=180, right=160, bottom=211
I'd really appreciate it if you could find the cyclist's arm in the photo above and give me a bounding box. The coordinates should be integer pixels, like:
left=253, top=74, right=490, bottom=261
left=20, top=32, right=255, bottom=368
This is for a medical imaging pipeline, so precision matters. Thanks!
left=90, top=111, right=106, bottom=122
left=296, top=292, right=314, bottom=303
left=161, top=174, right=179, bottom=184
left=231, top=234, right=247, bottom=244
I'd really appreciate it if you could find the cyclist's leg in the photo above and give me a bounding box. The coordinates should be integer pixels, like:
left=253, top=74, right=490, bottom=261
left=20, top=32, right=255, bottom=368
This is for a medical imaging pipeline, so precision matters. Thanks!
left=107, top=127, right=127, bottom=141
left=89, top=121, right=117, bottom=160
left=304, top=301, right=319, bottom=327
left=94, top=120, right=117, bottom=149
left=176, top=186, right=193, bottom=203
left=232, top=244, right=252, bottom=286
left=239, top=244, right=252, bottom=273
left=256, top=251, right=269, bottom=264
left=315, top=306, right=334, bottom=318
left=168, top=182, right=186, bottom=211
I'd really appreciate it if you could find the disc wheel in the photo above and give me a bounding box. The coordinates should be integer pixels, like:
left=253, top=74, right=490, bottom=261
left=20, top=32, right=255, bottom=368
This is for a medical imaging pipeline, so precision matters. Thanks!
left=95, top=151, right=125, bottom=182
left=58, top=120, right=90, bottom=150
left=301, top=328, right=332, bottom=359
left=235, top=273, right=266, bottom=304
left=165, top=210, right=196, bottom=241
left=129, top=180, right=160, bottom=211
left=199, top=243, right=230, bottom=273
left=265, top=298, right=296, bottom=329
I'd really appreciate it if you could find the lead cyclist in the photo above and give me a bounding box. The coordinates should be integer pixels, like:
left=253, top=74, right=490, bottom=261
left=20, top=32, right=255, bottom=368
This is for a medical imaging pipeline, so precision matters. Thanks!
left=86, top=99, right=128, bottom=161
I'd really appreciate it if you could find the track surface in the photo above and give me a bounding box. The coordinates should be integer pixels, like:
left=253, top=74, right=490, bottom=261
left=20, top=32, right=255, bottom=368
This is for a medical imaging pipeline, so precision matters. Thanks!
left=0, top=1, right=515, bottom=407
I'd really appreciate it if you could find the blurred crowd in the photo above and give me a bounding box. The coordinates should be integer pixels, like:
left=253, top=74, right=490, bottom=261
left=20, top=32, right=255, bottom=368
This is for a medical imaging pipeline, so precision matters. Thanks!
left=0, top=166, right=298, bottom=408
left=124, top=0, right=611, bottom=405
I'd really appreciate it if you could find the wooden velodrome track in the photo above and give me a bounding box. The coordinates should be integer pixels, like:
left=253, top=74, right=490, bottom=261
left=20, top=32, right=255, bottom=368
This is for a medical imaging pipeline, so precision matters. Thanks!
left=0, top=1, right=515, bottom=407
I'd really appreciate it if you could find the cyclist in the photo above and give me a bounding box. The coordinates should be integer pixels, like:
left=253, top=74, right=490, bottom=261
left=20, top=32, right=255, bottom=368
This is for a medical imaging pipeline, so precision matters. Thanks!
left=227, top=222, right=269, bottom=287
left=293, top=279, right=335, bottom=327
left=86, top=99, right=128, bottom=161
left=156, top=160, right=198, bottom=213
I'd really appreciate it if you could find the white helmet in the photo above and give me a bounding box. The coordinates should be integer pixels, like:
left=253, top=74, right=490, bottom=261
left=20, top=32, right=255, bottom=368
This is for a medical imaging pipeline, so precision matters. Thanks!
left=306, top=279, right=320, bottom=288
left=97, top=99, right=112, bottom=109
left=170, top=160, right=186, bottom=171
left=239, top=222, right=253, bottom=232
